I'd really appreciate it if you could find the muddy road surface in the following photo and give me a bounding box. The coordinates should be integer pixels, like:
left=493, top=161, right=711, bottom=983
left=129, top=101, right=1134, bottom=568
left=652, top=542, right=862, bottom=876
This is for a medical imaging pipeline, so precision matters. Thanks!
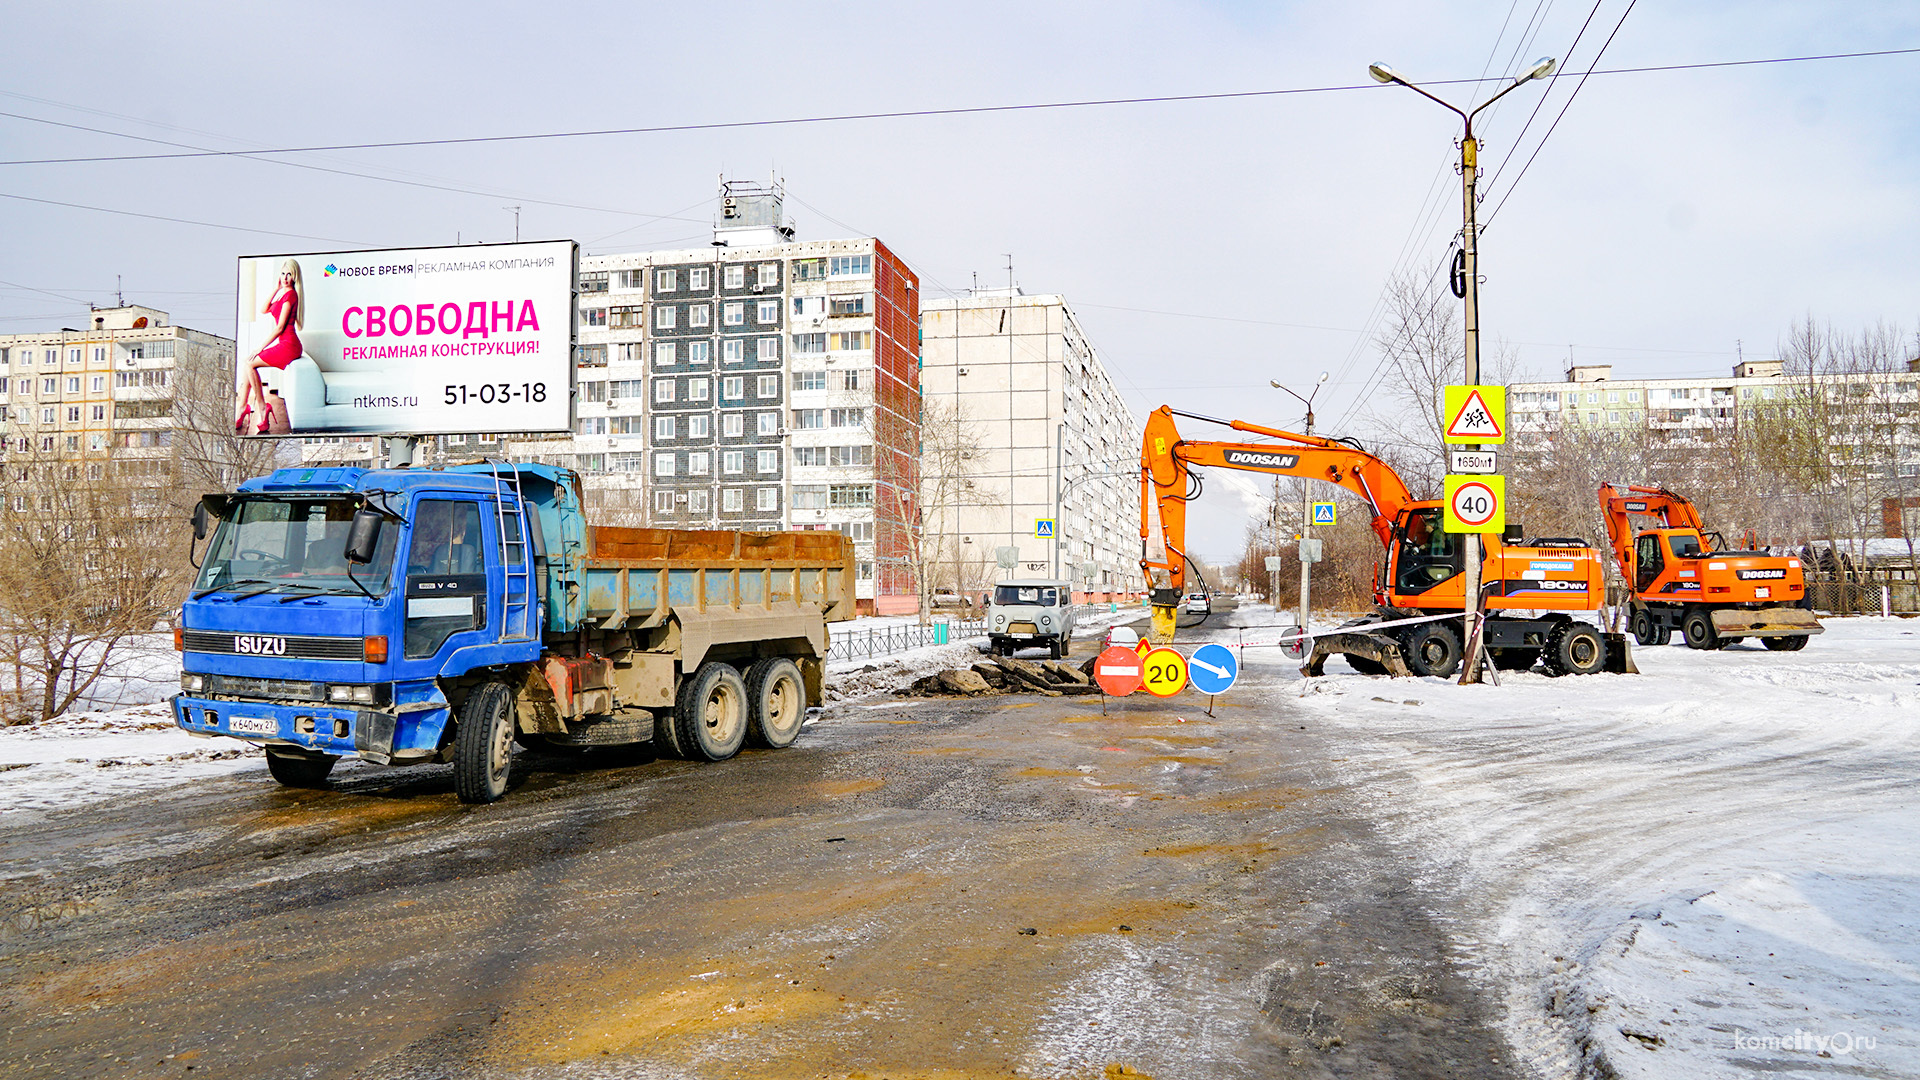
left=0, top=621, right=1519, bottom=1080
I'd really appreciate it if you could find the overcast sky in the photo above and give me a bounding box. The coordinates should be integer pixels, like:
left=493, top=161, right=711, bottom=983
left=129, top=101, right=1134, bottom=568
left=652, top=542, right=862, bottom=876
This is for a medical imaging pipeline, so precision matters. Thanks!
left=3, top=1, right=1916, bottom=561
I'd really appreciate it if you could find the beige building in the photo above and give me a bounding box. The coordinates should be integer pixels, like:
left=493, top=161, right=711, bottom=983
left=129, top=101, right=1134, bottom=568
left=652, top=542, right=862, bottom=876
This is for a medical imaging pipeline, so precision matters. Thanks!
left=919, top=288, right=1139, bottom=601
left=0, top=304, right=231, bottom=479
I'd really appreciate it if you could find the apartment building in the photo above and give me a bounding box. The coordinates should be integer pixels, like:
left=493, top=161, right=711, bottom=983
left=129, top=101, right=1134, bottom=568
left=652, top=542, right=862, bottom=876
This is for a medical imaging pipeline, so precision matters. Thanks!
left=0, top=304, right=231, bottom=477
left=919, top=288, right=1140, bottom=601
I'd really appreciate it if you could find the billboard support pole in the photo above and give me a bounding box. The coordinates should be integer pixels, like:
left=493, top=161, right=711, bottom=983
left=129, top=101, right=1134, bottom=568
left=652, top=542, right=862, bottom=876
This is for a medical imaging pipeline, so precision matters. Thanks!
left=385, top=435, right=424, bottom=469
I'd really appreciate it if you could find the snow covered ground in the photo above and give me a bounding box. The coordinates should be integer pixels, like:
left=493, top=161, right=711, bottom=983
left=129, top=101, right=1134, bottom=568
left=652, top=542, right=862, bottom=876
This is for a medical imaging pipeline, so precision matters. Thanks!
left=1242, top=608, right=1920, bottom=1079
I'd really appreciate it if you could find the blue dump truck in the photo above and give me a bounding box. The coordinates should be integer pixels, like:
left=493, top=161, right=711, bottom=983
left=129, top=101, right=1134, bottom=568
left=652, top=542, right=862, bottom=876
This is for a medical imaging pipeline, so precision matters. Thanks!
left=173, top=462, right=853, bottom=802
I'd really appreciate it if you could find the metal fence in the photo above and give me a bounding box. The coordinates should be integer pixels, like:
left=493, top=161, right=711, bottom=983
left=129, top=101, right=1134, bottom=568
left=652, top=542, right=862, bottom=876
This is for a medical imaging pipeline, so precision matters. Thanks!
left=1806, top=580, right=1920, bottom=616
left=827, top=619, right=987, bottom=663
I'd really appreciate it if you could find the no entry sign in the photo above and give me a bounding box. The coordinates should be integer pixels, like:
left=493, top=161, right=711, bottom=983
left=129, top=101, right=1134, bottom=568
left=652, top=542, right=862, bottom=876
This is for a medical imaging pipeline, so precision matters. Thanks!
left=1094, top=646, right=1144, bottom=696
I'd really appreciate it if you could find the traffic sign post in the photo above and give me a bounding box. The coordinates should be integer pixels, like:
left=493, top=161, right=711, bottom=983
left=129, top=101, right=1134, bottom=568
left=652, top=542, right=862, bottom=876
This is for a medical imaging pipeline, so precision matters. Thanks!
left=1278, top=625, right=1312, bottom=661
left=1443, top=474, right=1506, bottom=534
left=1189, top=643, right=1237, bottom=715
left=1442, top=385, right=1507, bottom=444
left=1142, top=647, right=1189, bottom=698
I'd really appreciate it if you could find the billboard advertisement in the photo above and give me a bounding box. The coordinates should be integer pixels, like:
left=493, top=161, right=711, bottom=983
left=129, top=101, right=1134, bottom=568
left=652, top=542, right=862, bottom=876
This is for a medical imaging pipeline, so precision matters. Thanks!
left=233, top=240, right=576, bottom=437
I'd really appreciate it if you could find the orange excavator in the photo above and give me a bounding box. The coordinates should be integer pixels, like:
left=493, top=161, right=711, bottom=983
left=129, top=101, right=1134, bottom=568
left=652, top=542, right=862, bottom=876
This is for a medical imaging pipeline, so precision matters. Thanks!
left=1142, top=407, right=1622, bottom=677
left=1597, top=483, right=1822, bottom=651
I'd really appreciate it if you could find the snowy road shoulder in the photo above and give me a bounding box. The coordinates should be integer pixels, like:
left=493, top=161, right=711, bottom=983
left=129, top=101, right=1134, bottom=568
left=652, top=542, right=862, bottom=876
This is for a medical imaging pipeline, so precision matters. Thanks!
left=1272, top=617, right=1920, bottom=1079
left=0, top=704, right=265, bottom=820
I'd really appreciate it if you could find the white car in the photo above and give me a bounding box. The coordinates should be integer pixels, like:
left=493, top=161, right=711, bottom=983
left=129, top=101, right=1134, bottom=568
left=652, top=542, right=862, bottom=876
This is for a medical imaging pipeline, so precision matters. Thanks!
left=1185, top=593, right=1211, bottom=615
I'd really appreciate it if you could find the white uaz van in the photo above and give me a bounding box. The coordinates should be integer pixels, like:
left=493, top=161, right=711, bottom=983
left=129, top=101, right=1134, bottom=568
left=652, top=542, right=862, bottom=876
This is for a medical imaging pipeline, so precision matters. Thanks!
left=987, top=579, right=1076, bottom=658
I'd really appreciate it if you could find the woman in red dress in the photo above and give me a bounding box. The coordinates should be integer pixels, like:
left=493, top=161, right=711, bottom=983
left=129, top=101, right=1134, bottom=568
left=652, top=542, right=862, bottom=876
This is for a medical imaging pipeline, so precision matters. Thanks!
left=236, top=260, right=304, bottom=433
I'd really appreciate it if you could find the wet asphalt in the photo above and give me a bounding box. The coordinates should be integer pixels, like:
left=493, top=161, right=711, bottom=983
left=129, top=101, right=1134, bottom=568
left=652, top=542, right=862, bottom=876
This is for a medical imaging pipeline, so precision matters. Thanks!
left=0, top=603, right=1521, bottom=1080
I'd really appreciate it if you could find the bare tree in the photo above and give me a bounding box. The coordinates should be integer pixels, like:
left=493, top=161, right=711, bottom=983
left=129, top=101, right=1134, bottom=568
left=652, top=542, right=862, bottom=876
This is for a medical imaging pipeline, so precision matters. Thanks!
left=908, top=399, right=993, bottom=622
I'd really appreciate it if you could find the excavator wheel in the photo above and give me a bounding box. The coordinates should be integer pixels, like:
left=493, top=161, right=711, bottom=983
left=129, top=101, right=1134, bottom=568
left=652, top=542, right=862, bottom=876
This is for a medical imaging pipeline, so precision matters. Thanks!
left=1542, top=622, right=1607, bottom=676
left=1763, top=634, right=1810, bottom=652
left=1400, top=622, right=1462, bottom=678
left=1681, top=607, right=1719, bottom=650
left=1631, top=608, right=1664, bottom=647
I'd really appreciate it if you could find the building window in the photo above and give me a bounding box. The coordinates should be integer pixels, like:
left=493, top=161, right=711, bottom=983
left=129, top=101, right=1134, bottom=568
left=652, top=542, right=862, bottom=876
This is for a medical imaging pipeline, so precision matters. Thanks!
left=830, top=483, right=874, bottom=507
left=610, top=379, right=645, bottom=400
left=689, top=267, right=711, bottom=290
left=829, top=295, right=866, bottom=316
left=582, top=307, right=608, bottom=327
left=757, top=413, right=778, bottom=436
left=1608, top=411, right=1620, bottom=423
left=655, top=306, right=677, bottom=330
left=828, top=255, right=872, bottom=277
left=656, top=269, right=677, bottom=293
left=795, top=370, right=827, bottom=391
left=722, top=376, right=744, bottom=401
left=89, top=375, right=104, bottom=392
left=655, top=380, right=676, bottom=403
left=724, top=265, right=746, bottom=289
left=757, top=263, right=779, bottom=287
left=577, top=417, right=606, bottom=435
left=40, top=407, right=54, bottom=423
left=723, top=302, right=745, bottom=326
left=654, top=453, right=675, bottom=477
left=687, top=340, right=711, bottom=365
left=792, top=333, right=827, bottom=355
left=90, top=404, right=105, bottom=422
left=830, top=407, right=866, bottom=428
left=688, top=452, right=711, bottom=475
left=580, top=380, right=606, bottom=402
left=756, top=374, right=779, bottom=398
left=687, top=414, right=711, bottom=438
left=756, top=487, right=778, bottom=511
left=41, top=378, right=55, bottom=394
left=793, top=296, right=825, bottom=316
left=65, top=377, right=80, bottom=393
left=655, top=343, right=676, bottom=367
left=689, top=304, right=710, bottom=328
left=837, top=369, right=864, bottom=391
left=723, top=413, right=744, bottom=437
left=610, top=305, right=643, bottom=328
left=857, top=561, right=874, bottom=580
left=578, top=344, right=608, bottom=368
left=830, top=331, right=871, bottom=351
left=654, top=491, right=675, bottom=513
left=792, top=258, right=827, bottom=282
left=724, top=451, right=744, bottom=475
left=757, top=300, right=779, bottom=324
left=65, top=406, right=80, bottom=423
left=758, top=337, right=779, bottom=361
left=794, top=485, right=827, bottom=509
left=656, top=416, right=675, bottom=440
left=688, top=490, right=711, bottom=513
left=580, top=271, right=610, bottom=293
left=794, top=447, right=823, bottom=467
left=831, top=444, right=873, bottom=466
left=723, top=339, right=744, bottom=363
left=67, top=348, right=80, bottom=363
left=757, top=449, right=778, bottom=473
left=723, top=488, right=743, bottom=513
left=846, top=522, right=874, bottom=542
left=688, top=377, right=710, bottom=401
left=793, top=408, right=825, bottom=429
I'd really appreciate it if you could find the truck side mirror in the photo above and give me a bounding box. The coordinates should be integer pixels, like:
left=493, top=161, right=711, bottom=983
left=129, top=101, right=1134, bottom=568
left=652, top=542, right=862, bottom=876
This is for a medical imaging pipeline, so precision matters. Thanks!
left=1502, top=523, right=1524, bottom=544
left=192, top=502, right=209, bottom=541
left=345, top=509, right=384, bottom=565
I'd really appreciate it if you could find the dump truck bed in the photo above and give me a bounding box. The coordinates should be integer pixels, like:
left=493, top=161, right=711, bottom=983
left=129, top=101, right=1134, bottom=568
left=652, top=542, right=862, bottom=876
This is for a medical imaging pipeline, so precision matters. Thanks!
left=577, top=526, right=856, bottom=631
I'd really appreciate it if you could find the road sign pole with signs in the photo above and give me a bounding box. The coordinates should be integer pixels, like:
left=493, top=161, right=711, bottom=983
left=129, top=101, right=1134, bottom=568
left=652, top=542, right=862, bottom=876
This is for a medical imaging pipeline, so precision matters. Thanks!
left=1444, top=384, right=1507, bottom=684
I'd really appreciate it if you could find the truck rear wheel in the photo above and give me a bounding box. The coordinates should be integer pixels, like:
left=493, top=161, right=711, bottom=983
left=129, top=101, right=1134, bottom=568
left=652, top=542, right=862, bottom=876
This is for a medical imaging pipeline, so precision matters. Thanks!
left=674, top=662, right=749, bottom=762
left=265, top=746, right=337, bottom=789
left=1682, top=607, right=1719, bottom=650
left=744, top=657, right=806, bottom=749
left=453, top=681, right=516, bottom=804
left=1763, top=634, right=1810, bottom=652
left=1543, top=623, right=1606, bottom=676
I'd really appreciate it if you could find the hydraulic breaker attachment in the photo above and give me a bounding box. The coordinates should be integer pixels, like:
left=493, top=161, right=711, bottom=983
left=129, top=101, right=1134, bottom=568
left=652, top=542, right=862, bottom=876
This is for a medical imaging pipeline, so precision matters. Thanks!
left=1149, top=587, right=1181, bottom=644
left=1710, top=607, right=1824, bottom=638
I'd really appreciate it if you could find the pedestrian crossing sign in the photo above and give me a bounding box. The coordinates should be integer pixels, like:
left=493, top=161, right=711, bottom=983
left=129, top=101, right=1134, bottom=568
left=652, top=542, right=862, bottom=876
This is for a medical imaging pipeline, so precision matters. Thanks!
left=1311, top=501, right=1337, bottom=525
left=1034, top=518, right=1055, bottom=538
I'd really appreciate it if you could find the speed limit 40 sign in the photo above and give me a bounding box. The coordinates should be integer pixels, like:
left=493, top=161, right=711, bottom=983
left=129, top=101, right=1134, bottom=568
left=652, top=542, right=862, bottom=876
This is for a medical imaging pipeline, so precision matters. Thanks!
left=1443, top=474, right=1506, bottom=534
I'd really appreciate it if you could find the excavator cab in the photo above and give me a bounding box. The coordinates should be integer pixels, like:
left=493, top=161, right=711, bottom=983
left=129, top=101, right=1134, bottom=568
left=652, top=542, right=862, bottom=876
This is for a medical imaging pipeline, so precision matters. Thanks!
left=1392, top=507, right=1463, bottom=596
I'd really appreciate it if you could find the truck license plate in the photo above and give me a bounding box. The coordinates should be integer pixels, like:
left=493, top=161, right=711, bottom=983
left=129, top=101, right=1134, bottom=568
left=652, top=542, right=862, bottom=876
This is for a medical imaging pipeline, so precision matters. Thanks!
left=229, top=715, right=278, bottom=735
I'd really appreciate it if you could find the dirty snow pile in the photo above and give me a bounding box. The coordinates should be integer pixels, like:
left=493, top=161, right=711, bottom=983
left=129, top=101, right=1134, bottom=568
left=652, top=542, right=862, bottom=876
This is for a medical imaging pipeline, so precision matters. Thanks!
left=0, top=703, right=263, bottom=819
left=1261, top=615, right=1920, bottom=1079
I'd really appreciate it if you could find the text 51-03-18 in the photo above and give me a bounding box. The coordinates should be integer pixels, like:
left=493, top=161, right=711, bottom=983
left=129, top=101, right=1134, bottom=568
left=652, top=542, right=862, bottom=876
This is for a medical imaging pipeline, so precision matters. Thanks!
left=444, top=383, right=548, bottom=405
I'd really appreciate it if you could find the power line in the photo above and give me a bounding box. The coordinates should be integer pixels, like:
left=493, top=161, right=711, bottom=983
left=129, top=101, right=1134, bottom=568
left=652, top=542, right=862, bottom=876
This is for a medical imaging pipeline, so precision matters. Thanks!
left=3, top=47, right=1914, bottom=168
left=0, top=191, right=362, bottom=244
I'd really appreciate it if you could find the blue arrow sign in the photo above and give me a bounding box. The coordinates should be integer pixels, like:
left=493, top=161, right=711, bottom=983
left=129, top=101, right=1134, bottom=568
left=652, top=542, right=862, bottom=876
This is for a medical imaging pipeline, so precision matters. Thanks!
left=1188, top=643, right=1239, bottom=694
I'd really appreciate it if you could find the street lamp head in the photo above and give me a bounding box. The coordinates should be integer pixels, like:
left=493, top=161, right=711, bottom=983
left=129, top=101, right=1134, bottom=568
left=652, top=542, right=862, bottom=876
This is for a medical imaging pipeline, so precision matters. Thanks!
left=1316, top=371, right=1329, bottom=384
left=1523, top=56, right=1557, bottom=81
left=1269, top=380, right=1284, bottom=389
left=1367, top=62, right=1401, bottom=84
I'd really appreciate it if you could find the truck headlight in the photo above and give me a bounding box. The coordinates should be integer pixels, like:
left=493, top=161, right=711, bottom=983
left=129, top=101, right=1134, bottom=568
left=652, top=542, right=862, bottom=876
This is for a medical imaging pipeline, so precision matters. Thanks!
left=181, top=673, right=205, bottom=693
left=994, top=616, right=1004, bottom=628
left=327, top=684, right=376, bottom=704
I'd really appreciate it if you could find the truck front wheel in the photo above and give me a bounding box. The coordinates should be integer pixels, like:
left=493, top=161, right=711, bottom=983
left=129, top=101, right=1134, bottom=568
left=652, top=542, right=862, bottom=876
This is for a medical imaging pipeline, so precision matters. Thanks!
left=265, top=746, right=337, bottom=789
left=744, top=657, right=806, bottom=749
left=675, top=662, right=749, bottom=761
left=453, top=681, right=517, bottom=804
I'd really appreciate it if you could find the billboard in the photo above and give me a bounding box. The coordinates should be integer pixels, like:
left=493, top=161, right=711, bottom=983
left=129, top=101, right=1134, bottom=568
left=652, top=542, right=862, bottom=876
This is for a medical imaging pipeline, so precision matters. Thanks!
left=234, top=240, right=576, bottom=437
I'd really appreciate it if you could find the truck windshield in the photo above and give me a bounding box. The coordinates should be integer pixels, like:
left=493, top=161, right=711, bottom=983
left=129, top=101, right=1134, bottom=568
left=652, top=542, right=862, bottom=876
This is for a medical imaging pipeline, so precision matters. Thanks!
left=994, top=585, right=1058, bottom=606
left=195, top=497, right=398, bottom=597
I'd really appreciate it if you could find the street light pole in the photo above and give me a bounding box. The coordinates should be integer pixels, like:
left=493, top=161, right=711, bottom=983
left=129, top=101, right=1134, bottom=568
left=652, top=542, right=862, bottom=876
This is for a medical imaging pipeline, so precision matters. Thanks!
left=1271, top=372, right=1328, bottom=634
left=1368, top=56, right=1555, bottom=683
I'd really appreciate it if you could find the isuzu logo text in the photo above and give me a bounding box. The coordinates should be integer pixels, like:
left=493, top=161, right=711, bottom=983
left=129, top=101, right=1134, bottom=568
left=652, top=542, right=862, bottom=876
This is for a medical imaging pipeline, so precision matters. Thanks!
left=1223, top=450, right=1299, bottom=469
left=233, top=635, right=288, bottom=655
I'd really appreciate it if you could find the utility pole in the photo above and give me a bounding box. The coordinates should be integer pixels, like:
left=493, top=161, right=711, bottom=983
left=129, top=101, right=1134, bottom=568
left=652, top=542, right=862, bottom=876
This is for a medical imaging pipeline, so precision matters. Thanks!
left=505, top=206, right=522, bottom=243
left=1369, top=55, right=1556, bottom=684
left=1272, top=372, right=1328, bottom=633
